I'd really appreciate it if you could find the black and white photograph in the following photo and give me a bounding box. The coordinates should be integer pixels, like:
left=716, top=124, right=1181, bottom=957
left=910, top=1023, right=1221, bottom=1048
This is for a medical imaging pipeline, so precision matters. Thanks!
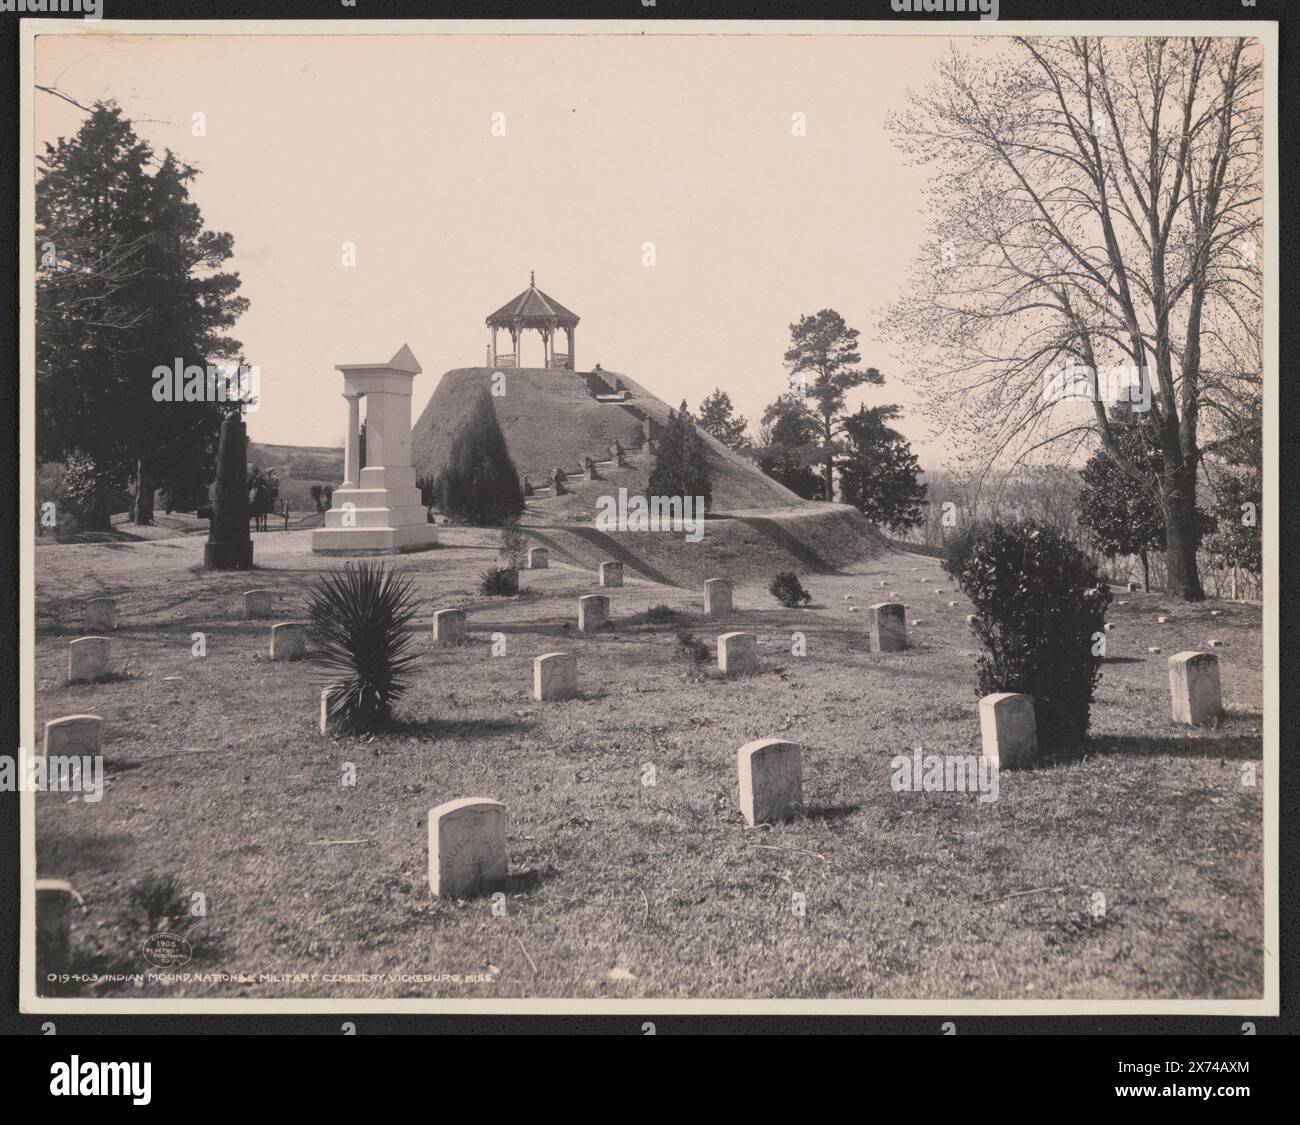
left=15, top=14, right=1278, bottom=1020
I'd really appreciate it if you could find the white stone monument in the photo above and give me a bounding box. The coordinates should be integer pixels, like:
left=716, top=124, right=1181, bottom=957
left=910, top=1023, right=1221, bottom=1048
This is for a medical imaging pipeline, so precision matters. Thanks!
left=599, top=561, right=624, bottom=588
left=312, top=344, right=439, bottom=555
left=1168, top=651, right=1223, bottom=725
left=868, top=602, right=907, bottom=652
left=35, top=879, right=75, bottom=978
left=270, top=623, right=308, bottom=660
left=534, top=653, right=578, bottom=701
left=68, top=637, right=111, bottom=683
left=527, top=547, right=549, bottom=569
left=42, top=715, right=102, bottom=759
left=433, top=609, right=467, bottom=645
left=84, top=597, right=118, bottom=631
left=578, top=595, right=609, bottom=632
left=242, top=590, right=274, bottom=619
left=718, top=632, right=758, bottom=675
left=428, top=798, right=508, bottom=898
left=704, top=578, right=733, bottom=616
left=738, top=738, right=803, bottom=826
left=979, top=693, right=1038, bottom=769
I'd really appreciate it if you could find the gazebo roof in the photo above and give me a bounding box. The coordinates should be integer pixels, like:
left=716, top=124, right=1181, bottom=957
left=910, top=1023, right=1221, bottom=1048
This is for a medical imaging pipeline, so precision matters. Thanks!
left=486, top=273, right=580, bottom=326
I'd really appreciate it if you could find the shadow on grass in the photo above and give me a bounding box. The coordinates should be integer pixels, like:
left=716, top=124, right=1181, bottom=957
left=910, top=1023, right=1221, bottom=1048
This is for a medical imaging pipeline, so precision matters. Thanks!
left=388, top=716, right=537, bottom=740
left=1086, top=731, right=1261, bottom=761
left=802, top=803, right=862, bottom=823
left=728, top=515, right=837, bottom=573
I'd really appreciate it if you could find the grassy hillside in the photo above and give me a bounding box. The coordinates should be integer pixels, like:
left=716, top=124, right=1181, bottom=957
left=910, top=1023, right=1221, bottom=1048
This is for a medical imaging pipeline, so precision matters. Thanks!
left=411, top=367, right=814, bottom=513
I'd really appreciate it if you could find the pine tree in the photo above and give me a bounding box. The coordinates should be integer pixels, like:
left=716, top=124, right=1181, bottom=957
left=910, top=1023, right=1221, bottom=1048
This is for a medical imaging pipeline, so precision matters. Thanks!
left=783, top=309, right=884, bottom=500
left=697, top=388, right=750, bottom=451
left=649, top=402, right=712, bottom=508
left=436, top=390, right=524, bottom=525
left=839, top=405, right=927, bottom=532
left=757, top=394, right=823, bottom=500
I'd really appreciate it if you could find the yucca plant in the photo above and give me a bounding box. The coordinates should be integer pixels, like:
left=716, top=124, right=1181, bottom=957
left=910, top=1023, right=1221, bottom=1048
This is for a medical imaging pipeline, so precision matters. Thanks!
left=308, top=561, right=421, bottom=734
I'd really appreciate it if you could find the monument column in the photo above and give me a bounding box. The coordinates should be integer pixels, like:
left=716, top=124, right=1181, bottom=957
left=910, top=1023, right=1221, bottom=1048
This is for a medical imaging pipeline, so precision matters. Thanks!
left=342, top=392, right=363, bottom=488
left=313, top=343, right=437, bottom=556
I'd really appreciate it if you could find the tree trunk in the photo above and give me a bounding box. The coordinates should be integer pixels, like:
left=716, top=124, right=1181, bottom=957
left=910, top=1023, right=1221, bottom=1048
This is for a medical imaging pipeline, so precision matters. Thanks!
left=1140, top=550, right=1150, bottom=593
left=1162, top=465, right=1205, bottom=601
left=84, top=487, right=113, bottom=534
left=132, top=459, right=154, bottom=525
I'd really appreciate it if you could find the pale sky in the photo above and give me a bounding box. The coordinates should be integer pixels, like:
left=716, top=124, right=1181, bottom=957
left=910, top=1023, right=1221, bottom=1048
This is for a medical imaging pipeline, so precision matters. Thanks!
left=35, top=31, right=967, bottom=463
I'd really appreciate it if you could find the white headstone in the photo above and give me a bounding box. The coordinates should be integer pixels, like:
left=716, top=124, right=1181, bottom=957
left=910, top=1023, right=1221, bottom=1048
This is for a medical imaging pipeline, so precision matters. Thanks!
left=428, top=798, right=508, bottom=898
left=718, top=631, right=758, bottom=676
left=868, top=602, right=907, bottom=652
left=599, top=561, right=624, bottom=588
left=35, top=879, right=75, bottom=978
left=243, top=589, right=274, bottom=618
left=433, top=609, right=466, bottom=645
left=527, top=547, right=549, bottom=569
left=533, top=652, right=578, bottom=701
left=319, top=687, right=339, bottom=735
left=84, top=597, right=118, bottom=631
left=737, top=738, right=802, bottom=826
left=979, top=693, right=1037, bottom=769
left=704, top=578, right=733, bottom=616
left=270, top=622, right=308, bottom=660
left=578, top=594, right=609, bottom=632
left=67, top=637, right=111, bottom=683
left=42, top=714, right=102, bottom=759
left=1168, top=651, right=1222, bottom=725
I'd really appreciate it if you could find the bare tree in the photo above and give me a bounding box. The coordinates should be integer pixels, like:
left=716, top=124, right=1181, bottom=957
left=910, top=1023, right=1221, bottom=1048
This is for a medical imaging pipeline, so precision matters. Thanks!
left=884, top=36, right=1262, bottom=600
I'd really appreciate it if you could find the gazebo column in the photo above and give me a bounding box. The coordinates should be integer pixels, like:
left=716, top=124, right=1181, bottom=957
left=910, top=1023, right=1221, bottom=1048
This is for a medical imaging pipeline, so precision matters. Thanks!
left=342, top=392, right=363, bottom=489
left=489, top=325, right=497, bottom=366
left=567, top=325, right=575, bottom=370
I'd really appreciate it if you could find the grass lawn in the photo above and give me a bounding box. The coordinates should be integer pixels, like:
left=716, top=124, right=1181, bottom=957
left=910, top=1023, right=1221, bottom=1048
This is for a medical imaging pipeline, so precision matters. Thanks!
left=32, top=529, right=1264, bottom=1001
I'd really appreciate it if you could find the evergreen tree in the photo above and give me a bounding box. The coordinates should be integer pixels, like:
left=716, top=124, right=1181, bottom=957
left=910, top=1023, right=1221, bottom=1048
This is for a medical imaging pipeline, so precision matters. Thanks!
left=36, top=103, right=246, bottom=529
left=838, top=405, right=927, bottom=532
left=782, top=309, right=884, bottom=500
left=1077, top=408, right=1167, bottom=591
left=757, top=394, right=823, bottom=500
left=649, top=402, right=712, bottom=508
left=435, top=390, right=524, bottom=525
left=697, top=388, right=750, bottom=451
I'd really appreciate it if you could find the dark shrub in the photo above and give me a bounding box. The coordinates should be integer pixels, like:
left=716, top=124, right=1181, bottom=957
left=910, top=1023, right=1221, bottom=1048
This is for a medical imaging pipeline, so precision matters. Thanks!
left=479, top=566, right=519, bottom=596
left=769, top=571, right=812, bottom=607
left=435, top=390, right=524, bottom=525
left=649, top=402, right=713, bottom=509
left=127, top=873, right=193, bottom=934
left=644, top=604, right=679, bottom=624
left=308, top=561, right=421, bottom=734
left=944, top=520, right=1111, bottom=754
left=498, top=524, right=529, bottom=571
left=676, top=630, right=710, bottom=663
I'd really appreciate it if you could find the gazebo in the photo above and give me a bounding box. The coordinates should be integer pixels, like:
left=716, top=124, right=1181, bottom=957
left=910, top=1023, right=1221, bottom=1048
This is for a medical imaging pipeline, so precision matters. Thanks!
left=486, top=273, right=579, bottom=370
